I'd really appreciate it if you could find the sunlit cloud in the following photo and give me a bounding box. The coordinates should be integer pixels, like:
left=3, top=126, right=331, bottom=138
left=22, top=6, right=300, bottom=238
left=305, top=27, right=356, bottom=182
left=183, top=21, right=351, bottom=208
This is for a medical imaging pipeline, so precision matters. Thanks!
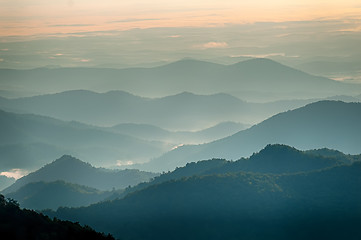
left=201, top=42, right=228, bottom=49
left=0, top=169, right=29, bottom=179
left=168, top=35, right=181, bottom=38
left=171, top=144, right=184, bottom=150
left=116, top=160, right=134, bottom=167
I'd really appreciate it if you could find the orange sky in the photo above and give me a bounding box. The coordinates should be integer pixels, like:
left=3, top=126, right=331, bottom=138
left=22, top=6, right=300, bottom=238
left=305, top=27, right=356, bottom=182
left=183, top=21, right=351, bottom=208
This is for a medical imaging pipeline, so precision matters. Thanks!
left=0, top=0, right=360, bottom=38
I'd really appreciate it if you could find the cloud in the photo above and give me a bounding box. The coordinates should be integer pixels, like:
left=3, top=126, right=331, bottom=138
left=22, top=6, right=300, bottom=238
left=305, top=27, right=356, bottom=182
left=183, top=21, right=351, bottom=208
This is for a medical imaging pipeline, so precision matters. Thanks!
left=116, top=160, right=134, bottom=167
left=0, top=169, right=29, bottom=179
left=201, top=41, right=228, bottom=49
left=168, top=35, right=181, bottom=38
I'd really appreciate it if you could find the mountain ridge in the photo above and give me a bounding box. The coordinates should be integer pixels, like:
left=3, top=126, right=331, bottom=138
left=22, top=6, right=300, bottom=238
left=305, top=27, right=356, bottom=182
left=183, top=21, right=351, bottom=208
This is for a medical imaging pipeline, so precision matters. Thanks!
left=48, top=146, right=361, bottom=240
left=1, top=58, right=360, bottom=101
left=2, top=155, right=158, bottom=194
left=0, top=109, right=170, bottom=170
left=142, top=100, right=361, bottom=171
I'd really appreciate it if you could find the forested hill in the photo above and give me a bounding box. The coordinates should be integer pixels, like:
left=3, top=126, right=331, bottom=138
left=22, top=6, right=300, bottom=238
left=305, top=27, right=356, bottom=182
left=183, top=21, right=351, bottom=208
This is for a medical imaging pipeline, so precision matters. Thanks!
left=0, top=194, right=114, bottom=240
left=49, top=145, right=361, bottom=240
left=108, top=144, right=359, bottom=200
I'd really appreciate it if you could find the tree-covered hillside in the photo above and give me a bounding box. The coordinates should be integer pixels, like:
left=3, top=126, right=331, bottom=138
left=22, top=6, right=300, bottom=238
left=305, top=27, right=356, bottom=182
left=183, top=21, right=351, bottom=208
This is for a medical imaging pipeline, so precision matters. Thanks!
left=0, top=194, right=114, bottom=240
left=108, top=144, right=358, bottom=200
left=50, top=145, right=361, bottom=240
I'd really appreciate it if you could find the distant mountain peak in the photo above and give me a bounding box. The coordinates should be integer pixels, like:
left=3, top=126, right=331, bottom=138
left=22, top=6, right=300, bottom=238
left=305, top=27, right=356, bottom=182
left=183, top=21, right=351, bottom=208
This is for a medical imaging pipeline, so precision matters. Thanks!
left=229, top=57, right=296, bottom=71
left=254, top=144, right=301, bottom=157
left=176, top=91, right=196, bottom=96
left=47, top=155, right=93, bottom=169
left=53, top=154, right=81, bottom=163
left=159, top=58, right=222, bottom=70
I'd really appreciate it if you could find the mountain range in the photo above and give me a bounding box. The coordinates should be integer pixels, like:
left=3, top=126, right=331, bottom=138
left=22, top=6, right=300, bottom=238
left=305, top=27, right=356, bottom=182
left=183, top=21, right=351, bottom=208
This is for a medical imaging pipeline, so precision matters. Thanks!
left=7, top=144, right=358, bottom=211
left=2, top=155, right=158, bottom=195
left=142, top=100, right=361, bottom=171
left=109, top=121, right=250, bottom=144
left=0, top=108, right=251, bottom=172
left=108, top=144, right=359, bottom=201
left=0, top=89, right=359, bottom=130
left=47, top=144, right=361, bottom=240
left=1, top=58, right=361, bottom=101
left=0, top=90, right=284, bottom=129
left=2, top=99, right=360, bottom=173
left=0, top=109, right=171, bottom=171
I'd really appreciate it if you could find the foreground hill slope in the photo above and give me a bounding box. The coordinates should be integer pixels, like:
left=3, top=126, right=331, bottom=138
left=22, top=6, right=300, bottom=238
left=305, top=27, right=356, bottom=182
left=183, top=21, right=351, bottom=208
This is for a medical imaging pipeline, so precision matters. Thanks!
left=145, top=101, right=361, bottom=171
left=0, top=194, right=114, bottom=240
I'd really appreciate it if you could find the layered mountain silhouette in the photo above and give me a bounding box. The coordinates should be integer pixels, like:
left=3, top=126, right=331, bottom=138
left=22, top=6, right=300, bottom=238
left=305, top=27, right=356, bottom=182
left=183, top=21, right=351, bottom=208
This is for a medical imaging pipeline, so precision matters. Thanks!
left=1, top=58, right=361, bottom=101
left=108, top=144, right=358, bottom=200
left=143, top=101, right=361, bottom=171
left=2, top=155, right=158, bottom=195
left=0, top=90, right=272, bottom=129
left=0, top=89, right=358, bottom=130
left=110, top=121, right=249, bottom=144
left=48, top=145, right=361, bottom=240
left=6, top=180, right=112, bottom=210
left=0, top=109, right=170, bottom=170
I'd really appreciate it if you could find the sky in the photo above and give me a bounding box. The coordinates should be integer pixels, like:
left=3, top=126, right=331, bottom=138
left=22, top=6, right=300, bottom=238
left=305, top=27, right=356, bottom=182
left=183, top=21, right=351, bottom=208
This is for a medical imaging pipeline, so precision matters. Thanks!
left=1, top=0, right=360, bottom=37
left=0, top=0, right=360, bottom=82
